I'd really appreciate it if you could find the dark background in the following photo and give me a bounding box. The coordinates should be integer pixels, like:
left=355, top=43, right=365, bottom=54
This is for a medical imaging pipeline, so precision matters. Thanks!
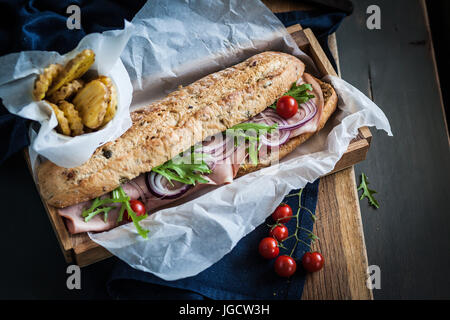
left=0, top=0, right=449, bottom=299
left=427, top=0, right=450, bottom=118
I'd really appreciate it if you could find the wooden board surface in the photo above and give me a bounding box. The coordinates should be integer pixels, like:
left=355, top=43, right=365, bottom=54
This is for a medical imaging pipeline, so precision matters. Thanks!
left=335, top=0, right=450, bottom=299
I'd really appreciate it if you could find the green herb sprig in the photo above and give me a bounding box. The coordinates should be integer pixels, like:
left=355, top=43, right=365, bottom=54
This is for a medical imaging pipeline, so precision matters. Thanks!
left=269, top=82, right=315, bottom=110
left=152, top=152, right=212, bottom=185
left=82, top=185, right=149, bottom=239
left=228, top=122, right=278, bottom=165
left=358, top=173, right=379, bottom=208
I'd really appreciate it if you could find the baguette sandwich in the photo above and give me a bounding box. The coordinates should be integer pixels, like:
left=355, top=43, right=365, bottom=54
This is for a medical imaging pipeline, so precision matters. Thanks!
left=36, top=52, right=337, bottom=237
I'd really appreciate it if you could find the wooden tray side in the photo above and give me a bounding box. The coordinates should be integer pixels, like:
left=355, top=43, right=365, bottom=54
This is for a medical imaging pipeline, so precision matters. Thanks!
left=287, top=25, right=372, bottom=174
left=30, top=24, right=372, bottom=267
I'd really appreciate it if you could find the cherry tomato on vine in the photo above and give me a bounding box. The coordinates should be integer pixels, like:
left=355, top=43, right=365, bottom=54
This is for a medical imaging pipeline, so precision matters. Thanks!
left=125, top=199, right=146, bottom=222
left=301, top=251, right=324, bottom=273
left=276, top=95, right=298, bottom=119
left=269, top=224, right=289, bottom=241
left=274, top=255, right=297, bottom=277
left=258, top=237, right=280, bottom=259
left=271, top=203, right=293, bottom=223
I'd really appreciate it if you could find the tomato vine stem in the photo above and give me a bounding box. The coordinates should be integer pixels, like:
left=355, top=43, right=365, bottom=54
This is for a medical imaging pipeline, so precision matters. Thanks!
left=269, top=188, right=319, bottom=260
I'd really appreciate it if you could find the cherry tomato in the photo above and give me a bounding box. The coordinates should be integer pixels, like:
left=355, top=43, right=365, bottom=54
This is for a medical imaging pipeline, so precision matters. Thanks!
left=269, top=224, right=289, bottom=241
left=274, top=255, right=297, bottom=277
left=125, top=199, right=146, bottom=222
left=271, top=203, right=293, bottom=223
left=302, top=252, right=324, bottom=273
left=258, top=237, right=280, bottom=259
left=276, top=95, right=298, bottom=119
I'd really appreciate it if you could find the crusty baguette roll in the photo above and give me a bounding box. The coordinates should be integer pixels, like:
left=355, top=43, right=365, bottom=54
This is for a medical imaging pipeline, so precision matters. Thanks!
left=236, top=76, right=338, bottom=177
left=38, top=52, right=305, bottom=208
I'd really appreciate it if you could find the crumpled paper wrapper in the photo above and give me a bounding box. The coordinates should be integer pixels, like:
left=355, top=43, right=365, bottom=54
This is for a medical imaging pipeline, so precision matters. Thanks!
left=0, top=22, right=135, bottom=168
left=89, top=0, right=392, bottom=281
left=120, top=0, right=317, bottom=110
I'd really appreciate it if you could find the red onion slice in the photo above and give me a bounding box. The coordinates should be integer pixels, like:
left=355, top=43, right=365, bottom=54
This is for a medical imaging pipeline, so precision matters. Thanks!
left=260, top=129, right=290, bottom=147
left=219, top=135, right=236, bottom=161
left=250, top=109, right=290, bottom=147
left=254, top=108, right=288, bottom=127
left=277, top=100, right=317, bottom=131
left=197, top=133, right=237, bottom=164
left=255, top=101, right=317, bottom=132
left=146, top=172, right=192, bottom=199
left=201, top=134, right=236, bottom=164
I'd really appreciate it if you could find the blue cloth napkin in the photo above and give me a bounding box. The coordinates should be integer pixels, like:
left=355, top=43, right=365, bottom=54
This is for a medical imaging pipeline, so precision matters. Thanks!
left=0, top=0, right=348, bottom=300
left=107, top=180, right=320, bottom=300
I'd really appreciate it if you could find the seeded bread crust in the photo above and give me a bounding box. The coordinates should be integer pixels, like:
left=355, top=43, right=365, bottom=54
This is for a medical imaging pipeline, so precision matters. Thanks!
left=236, top=77, right=338, bottom=177
left=38, top=52, right=305, bottom=208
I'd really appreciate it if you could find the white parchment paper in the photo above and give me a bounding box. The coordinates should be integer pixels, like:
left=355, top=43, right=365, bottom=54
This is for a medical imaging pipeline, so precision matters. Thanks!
left=87, top=0, right=392, bottom=281
left=0, top=22, right=135, bottom=168
left=120, top=0, right=317, bottom=110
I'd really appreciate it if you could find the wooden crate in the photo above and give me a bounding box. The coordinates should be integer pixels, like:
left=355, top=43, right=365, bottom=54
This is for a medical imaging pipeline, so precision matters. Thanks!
left=28, top=24, right=372, bottom=267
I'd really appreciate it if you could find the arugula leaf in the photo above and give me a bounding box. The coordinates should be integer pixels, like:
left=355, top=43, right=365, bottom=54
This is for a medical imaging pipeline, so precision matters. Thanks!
left=357, top=173, right=380, bottom=209
left=82, top=186, right=150, bottom=239
left=229, top=123, right=277, bottom=143
left=248, top=140, right=258, bottom=165
left=229, top=122, right=277, bottom=164
left=269, top=82, right=315, bottom=109
left=152, top=152, right=211, bottom=185
left=116, top=186, right=149, bottom=239
left=230, top=123, right=278, bottom=131
left=82, top=195, right=129, bottom=220
left=83, top=206, right=113, bottom=222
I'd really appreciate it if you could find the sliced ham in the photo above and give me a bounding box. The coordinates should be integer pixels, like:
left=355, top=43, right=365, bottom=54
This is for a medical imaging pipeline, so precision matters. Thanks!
left=288, top=73, right=324, bottom=137
left=207, top=162, right=234, bottom=185
left=231, top=144, right=248, bottom=176
left=59, top=201, right=123, bottom=234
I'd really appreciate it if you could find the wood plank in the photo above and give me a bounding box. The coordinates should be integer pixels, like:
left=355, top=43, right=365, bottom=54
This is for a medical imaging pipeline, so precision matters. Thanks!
left=262, top=0, right=313, bottom=12
left=359, top=126, right=372, bottom=144
left=328, top=33, right=341, bottom=76
left=303, top=28, right=338, bottom=77
left=329, top=138, right=369, bottom=175
left=73, top=241, right=111, bottom=267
